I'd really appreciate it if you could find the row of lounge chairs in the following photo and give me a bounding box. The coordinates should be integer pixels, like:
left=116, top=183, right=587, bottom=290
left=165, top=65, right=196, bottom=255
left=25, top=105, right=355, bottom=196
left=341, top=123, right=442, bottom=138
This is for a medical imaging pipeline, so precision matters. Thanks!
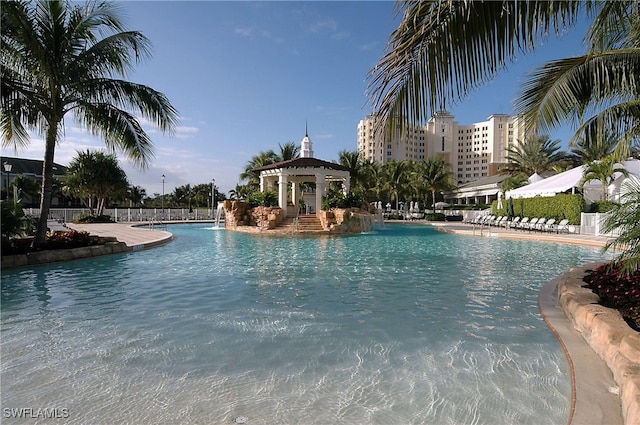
left=466, top=215, right=572, bottom=233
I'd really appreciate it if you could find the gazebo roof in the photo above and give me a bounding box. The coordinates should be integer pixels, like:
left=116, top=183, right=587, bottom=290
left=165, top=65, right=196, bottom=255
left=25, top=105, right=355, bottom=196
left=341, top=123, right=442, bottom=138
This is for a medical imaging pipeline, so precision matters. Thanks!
left=252, top=157, right=354, bottom=175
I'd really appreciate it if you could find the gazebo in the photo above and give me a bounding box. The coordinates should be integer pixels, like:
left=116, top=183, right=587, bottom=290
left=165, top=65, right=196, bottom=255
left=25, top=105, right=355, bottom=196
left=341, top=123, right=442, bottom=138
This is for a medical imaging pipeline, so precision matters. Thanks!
left=251, top=128, right=353, bottom=217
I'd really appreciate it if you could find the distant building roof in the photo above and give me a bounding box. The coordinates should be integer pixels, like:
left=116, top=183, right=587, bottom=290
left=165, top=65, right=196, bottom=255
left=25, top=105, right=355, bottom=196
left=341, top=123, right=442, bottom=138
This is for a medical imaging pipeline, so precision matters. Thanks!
left=0, top=156, right=67, bottom=177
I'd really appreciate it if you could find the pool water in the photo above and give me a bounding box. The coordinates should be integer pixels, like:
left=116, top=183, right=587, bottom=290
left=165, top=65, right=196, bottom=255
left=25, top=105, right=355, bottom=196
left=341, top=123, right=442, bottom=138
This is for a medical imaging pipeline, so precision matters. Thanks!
left=1, top=224, right=611, bottom=424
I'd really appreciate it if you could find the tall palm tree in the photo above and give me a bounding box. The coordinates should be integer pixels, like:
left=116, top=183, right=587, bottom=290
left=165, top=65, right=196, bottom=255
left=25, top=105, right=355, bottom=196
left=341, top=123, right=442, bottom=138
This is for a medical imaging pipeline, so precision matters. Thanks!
left=414, top=158, right=454, bottom=210
left=580, top=155, right=629, bottom=201
left=382, top=160, right=409, bottom=210
left=1, top=0, right=178, bottom=246
left=502, top=136, right=572, bottom=176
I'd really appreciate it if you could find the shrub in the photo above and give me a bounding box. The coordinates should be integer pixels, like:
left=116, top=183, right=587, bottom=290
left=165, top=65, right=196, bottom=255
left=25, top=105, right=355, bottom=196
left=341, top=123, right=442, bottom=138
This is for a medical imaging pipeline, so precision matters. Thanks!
left=494, top=194, right=585, bottom=224
left=74, top=213, right=113, bottom=223
left=246, top=191, right=278, bottom=208
left=424, top=213, right=446, bottom=221
left=44, top=230, right=94, bottom=249
left=322, top=190, right=364, bottom=210
left=589, top=200, right=619, bottom=213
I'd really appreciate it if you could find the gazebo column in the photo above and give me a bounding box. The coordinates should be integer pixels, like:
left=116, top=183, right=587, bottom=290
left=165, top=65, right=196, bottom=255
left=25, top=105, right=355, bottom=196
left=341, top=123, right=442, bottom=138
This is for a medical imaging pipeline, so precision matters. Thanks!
left=342, top=175, right=351, bottom=195
left=279, top=174, right=288, bottom=217
left=315, top=173, right=326, bottom=217
left=291, top=182, right=298, bottom=213
left=259, top=175, right=266, bottom=192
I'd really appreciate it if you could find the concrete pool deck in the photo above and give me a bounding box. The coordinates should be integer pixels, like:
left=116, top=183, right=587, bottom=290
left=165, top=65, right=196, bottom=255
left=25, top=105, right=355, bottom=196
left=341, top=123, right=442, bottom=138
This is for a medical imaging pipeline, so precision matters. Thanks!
left=59, top=221, right=634, bottom=424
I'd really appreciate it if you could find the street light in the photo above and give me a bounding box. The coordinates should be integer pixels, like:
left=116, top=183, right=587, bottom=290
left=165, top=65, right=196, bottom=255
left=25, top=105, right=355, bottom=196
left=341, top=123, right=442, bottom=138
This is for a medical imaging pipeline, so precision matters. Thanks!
left=211, top=178, right=216, bottom=210
left=161, top=174, right=166, bottom=217
left=3, top=162, right=12, bottom=202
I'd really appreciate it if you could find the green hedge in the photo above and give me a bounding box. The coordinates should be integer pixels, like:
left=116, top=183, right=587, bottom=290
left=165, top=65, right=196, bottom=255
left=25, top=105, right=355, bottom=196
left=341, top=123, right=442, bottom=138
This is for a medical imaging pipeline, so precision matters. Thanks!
left=493, top=194, right=585, bottom=224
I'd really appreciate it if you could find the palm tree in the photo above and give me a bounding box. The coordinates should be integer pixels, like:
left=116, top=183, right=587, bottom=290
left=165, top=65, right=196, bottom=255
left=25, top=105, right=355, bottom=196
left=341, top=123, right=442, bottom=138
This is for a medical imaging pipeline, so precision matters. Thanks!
left=127, top=185, right=146, bottom=208
left=367, top=2, right=639, bottom=154
left=570, top=132, right=620, bottom=164
left=502, top=136, right=572, bottom=176
left=239, top=149, right=278, bottom=190
left=278, top=142, right=300, bottom=161
left=414, top=158, right=454, bottom=210
left=580, top=155, right=630, bottom=201
left=382, top=160, right=409, bottom=210
left=602, top=178, right=640, bottom=273
left=1, top=1, right=178, bottom=246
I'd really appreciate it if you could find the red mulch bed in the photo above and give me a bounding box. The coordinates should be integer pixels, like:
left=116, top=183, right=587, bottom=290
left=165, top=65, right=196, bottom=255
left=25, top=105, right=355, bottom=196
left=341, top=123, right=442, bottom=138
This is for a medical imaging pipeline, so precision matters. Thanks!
left=583, top=263, right=640, bottom=332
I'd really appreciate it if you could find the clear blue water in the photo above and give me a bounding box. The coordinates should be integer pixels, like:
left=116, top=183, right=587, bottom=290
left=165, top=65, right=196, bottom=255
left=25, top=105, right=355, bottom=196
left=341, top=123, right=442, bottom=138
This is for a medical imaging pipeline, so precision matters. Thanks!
left=1, top=224, right=611, bottom=424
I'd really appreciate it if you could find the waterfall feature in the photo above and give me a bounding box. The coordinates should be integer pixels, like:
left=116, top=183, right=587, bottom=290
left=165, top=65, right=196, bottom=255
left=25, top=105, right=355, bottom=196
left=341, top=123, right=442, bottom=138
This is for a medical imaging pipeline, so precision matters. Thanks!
left=214, top=204, right=225, bottom=228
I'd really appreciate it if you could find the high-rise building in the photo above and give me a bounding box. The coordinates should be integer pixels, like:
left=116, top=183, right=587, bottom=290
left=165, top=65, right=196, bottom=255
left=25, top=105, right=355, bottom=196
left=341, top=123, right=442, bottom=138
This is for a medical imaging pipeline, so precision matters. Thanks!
left=357, top=112, right=530, bottom=184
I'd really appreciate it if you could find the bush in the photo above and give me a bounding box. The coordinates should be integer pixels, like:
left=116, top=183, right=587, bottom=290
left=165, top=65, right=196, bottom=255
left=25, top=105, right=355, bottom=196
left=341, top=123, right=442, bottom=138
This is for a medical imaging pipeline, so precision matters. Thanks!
left=589, top=200, right=619, bottom=213
left=493, top=194, right=585, bottom=224
left=322, top=190, right=364, bottom=210
left=74, top=213, right=113, bottom=223
left=424, top=213, right=446, bottom=221
left=246, top=190, right=278, bottom=208
left=44, top=230, right=94, bottom=249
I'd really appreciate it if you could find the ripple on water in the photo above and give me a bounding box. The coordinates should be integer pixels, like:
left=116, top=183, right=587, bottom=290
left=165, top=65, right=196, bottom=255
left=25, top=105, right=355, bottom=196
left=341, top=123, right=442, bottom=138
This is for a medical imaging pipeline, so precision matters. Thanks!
left=0, top=224, right=612, bottom=424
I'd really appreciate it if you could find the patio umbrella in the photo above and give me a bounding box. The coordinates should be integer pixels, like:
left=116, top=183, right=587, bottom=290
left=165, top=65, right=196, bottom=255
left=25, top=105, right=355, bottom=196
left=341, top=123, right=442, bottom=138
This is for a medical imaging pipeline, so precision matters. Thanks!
left=497, top=191, right=503, bottom=210
left=507, top=197, right=515, bottom=218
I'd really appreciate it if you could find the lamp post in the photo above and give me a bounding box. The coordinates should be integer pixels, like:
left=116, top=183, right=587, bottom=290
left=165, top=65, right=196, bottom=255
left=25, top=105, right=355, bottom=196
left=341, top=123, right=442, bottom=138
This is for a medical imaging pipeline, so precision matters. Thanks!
left=3, top=162, right=12, bottom=203
left=161, top=174, right=166, bottom=217
left=211, top=178, right=216, bottom=214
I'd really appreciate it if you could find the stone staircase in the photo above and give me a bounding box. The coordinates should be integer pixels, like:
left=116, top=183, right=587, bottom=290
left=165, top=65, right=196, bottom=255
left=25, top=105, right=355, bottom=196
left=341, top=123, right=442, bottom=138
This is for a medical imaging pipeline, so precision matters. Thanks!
left=278, top=215, right=326, bottom=233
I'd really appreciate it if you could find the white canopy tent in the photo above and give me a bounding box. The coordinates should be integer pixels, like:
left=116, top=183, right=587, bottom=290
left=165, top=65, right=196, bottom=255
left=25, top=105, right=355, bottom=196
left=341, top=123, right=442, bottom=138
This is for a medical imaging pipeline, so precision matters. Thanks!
left=506, top=159, right=640, bottom=202
left=506, top=165, right=601, bottom=200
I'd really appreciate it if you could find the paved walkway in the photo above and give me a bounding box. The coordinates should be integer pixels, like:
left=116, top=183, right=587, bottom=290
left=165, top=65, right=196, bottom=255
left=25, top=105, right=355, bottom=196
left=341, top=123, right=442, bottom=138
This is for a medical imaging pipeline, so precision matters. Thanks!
left=66, top=221, right=174, bottom=249
left=62, top=220, right=622, bottom=425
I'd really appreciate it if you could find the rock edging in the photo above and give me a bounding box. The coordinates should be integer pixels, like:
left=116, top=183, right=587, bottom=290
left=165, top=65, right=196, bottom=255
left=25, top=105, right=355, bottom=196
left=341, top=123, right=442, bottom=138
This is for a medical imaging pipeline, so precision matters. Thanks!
left=558, top=263, right=640, bottom=425
left=1, top=241, right=130, bottom=269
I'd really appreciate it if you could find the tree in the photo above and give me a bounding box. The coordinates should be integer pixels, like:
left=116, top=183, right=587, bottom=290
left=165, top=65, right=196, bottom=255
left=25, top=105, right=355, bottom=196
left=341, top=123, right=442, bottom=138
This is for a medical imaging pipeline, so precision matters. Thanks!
left=239, top=149, right=278, bottom=191
left=64, top=150, right=129, bottom=216
left=1, top=0, right=178, bottom=246
left=602, top=178, right=640, bottom=273
left=367, top=1, right=639, bottom=154
left=502, top=136, right=572, bottom=176
left=278, top=142, right=300, bottom=161
left=127, top=185, right=146, bottom=208
left=382, top=160, right=410, bottom=210
left=570, top=132, right=620, bottom=164
left=580, top=155, right=629, bottom=201
left=414, top=158, right=454, bottom=209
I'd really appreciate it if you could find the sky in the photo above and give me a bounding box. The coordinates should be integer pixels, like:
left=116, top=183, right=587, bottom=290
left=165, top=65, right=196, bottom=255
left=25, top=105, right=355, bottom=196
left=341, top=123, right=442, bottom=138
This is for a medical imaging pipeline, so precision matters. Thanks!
left=3, top=1, right=590, bottom=197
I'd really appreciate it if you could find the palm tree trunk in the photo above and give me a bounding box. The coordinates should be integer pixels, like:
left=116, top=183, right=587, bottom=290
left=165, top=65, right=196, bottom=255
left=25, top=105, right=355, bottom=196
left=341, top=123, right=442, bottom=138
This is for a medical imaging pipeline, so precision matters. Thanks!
left=33, top=125, right=58, bottom=247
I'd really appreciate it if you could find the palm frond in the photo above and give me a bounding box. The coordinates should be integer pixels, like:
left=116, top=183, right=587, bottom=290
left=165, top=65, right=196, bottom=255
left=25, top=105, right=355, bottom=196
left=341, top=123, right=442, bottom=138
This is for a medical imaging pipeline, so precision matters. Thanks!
left=367, top=0, right=585, bottom=132
left=75, top=102, right=155, bottom=169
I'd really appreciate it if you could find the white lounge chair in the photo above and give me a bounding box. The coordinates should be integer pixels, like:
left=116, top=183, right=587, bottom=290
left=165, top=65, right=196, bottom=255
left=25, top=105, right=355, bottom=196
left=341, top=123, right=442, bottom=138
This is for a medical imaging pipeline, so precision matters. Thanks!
left=534, top=218, right=546, bottom=231
left=543, top=218, right=556, bottom=232
left=555, top=219, right=570, bottom=233
left=507, top=216, right=520, bottom=229
left=516, top=217, right=529, bottom=230
left=524, top=217, right=539, bottom=231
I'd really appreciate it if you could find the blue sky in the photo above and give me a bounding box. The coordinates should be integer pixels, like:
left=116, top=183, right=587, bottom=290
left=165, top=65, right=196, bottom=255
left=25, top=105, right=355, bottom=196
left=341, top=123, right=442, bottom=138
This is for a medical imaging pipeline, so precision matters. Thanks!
left=8, top=1, right=590, bottom=196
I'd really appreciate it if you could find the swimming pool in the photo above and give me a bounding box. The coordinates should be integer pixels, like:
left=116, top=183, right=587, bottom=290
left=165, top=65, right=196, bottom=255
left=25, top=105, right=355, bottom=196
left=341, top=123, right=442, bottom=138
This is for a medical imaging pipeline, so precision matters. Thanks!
left=1, top=224, right=611, bottom=424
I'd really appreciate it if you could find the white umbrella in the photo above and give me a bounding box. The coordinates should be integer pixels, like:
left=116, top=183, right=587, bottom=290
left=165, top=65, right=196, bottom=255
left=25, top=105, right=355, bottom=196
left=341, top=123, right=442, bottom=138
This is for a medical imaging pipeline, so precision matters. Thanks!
left=415, top=202, right=419, bottom=211
left=497, top=191, right=503, bottom=209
